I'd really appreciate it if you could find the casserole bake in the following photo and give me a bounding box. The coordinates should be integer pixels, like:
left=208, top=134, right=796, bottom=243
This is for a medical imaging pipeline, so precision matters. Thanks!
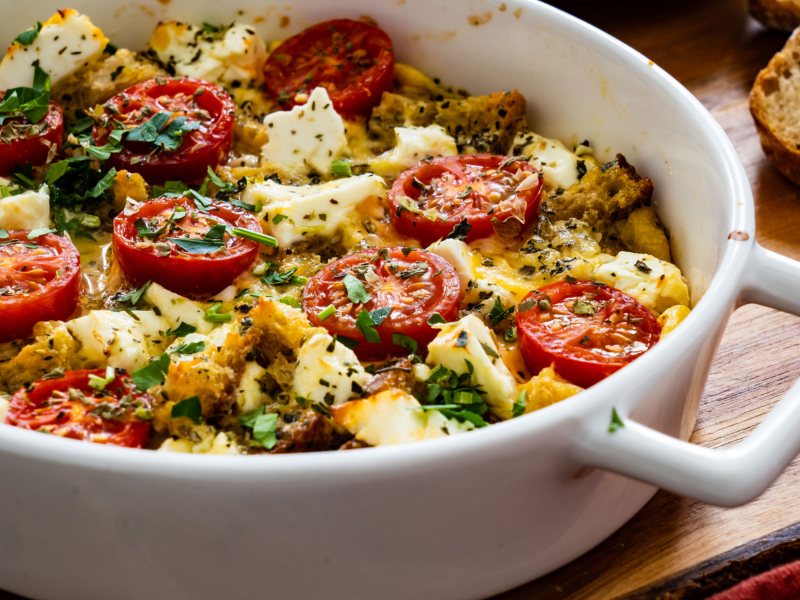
left=1, top=1, right=800, bottom=599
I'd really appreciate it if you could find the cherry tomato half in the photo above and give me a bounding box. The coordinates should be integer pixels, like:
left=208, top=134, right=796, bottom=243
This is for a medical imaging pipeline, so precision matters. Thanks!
left=388, top=155, right=543, bottom=247
left=0, top=231, right=80, bottom=342
left=93, top=78, right=235, bottom=183
left=515, top=280, right=661, bottom=388
left=303, top=247, right=461, bottom=360
left=112, top=196, right=260, bottom=298
left=263, top=18, right=395, bottom=116
left=6, top=369, right=154, bottom=448
left=0, top=99, right=63, bottom=175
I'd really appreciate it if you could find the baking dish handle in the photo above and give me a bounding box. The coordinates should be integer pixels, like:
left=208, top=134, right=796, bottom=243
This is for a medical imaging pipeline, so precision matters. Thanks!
left=573, top=244, right=800, bottom=507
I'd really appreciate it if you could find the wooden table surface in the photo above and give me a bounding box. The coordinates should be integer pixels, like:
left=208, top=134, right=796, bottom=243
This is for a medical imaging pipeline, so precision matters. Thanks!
left=502, top=0, right=800, bottom=597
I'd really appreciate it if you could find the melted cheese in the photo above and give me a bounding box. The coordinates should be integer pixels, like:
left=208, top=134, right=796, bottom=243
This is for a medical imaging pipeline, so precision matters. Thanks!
left=513, top=130, right=596, bottom=191
left=261, top=87, right=349, bottom=175
left=148, top=21, right=266, bottom=86
left=0, top=9, right=108, bottom=88
left=426, top=315, right=519, bottom=420
left=0, top=185, right=49, bottom=230
left=244, top=173, right=386, bottom=246
left=159, top=426, right=241, bottom=454
left=293, top=332, right=369, bottom=406
left=369, top=125, right=457, bottom=177
left=143, top=282, right=213, bottom=334
left=332, top=388, right=474, bottom=446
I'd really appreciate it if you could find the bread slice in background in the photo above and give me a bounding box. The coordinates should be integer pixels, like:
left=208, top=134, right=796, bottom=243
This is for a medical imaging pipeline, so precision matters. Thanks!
left=749, top=0, right=800, bottom=30
left=750, top=28, right=800, bottom=185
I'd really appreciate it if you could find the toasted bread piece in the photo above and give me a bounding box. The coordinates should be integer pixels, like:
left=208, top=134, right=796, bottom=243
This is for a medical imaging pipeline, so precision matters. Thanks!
left=749, top=0, right=800, bottom=31
left=750, top=28, right=800, bottom=185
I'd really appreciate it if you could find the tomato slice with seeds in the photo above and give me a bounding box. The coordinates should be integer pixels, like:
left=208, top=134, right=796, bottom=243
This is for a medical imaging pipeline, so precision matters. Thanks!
left=515, top=280, right=661, bottom=388
left=303, top=247, right=461, bottom=360
left=0, top=231, right=80, bottom=342
left=6, top=369, right=154, bottom=448
left=93, top=77, right=235, bottom=183
left=0, top=99, right=63, bottom=175
left=263, top=18, right=395, bottom=116
left=112, top=196, right=261, bottom=298
left=388, top=155, right=542, bottom=246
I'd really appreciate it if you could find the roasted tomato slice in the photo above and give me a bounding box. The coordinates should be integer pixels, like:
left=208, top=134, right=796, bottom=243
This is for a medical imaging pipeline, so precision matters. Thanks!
left=263, top=18, right=395, bottom=116
left=388, top=155, right=542, bottom=246
left=303, top=247, right=461, bottom=360
left=0, top=231, right=80, bottom=342
left=93, top=77, right=235, bottom=183
left=0, top=99, right=63, bottom=175
left=515, top=280, right=661, bottom=388
left=6, top=369, right=154, bottom=448
left=112, top=196, right=260, bottom=298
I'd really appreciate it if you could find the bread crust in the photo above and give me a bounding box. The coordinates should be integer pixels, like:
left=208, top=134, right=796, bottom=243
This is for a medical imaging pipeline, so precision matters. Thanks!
left=749, top=0, right=800, bottom=31
left=750, top=28, right=800, bottom=185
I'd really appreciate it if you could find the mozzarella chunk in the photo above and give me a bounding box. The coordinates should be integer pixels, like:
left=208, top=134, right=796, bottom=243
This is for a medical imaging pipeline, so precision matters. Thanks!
left=234, top=361, right=267, bottom=413
left=143, top=282, right=213, bottom=334
left=293, top=332, right=369, bottom=406
left=332, top=389, right=473, bottom=446
left=369, top=125, right=457, bottom=177
left=592, top=251, right=690, bottom=313
left=426, top=315, right=519, bottom=420
left=244, top=173, right=385, bottom=246
left=148, top=21, right=266, bottom=86
left=159, top=426, right=241, bottom=454
left=0, top=185, right=50, bottom=230
left=66, top=310, right=169, bottom=372
left=513, top=130, right=595, bottom=191
left=0, top=9, right=108, bottom=88
left=261, top=87, right=349, bottom=175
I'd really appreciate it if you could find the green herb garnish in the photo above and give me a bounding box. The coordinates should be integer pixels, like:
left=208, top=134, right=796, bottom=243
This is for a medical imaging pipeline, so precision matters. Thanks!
left=171, top=396, right=202, bottom=424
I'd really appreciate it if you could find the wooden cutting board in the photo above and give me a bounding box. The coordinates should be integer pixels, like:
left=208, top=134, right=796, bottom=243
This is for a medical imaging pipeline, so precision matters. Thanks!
left=502, top=0, right=800, bottom=597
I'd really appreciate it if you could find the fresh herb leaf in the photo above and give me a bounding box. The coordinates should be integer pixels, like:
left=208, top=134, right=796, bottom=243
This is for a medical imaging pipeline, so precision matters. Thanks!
left=153, top=180, right=190, bottom=197
left=330, top=159, right=352, bottom=178
left=88, top=366, right=116, bottom=392
left=343, top=274, right=370, bottom=304
left=355, top=307, right=391, bottom=343
left=336, top=336, right=359, bottom=350
left=446, top=218, right=471, bottom=240
left=395, top=261, right=428, bottom=279
left=115, top=281, right=151, bottom=307
left=87, top=168, right=117, bottom=198
left=173, top=340, right=205, bottom=355
left=230, top=227, right=278, bottom=247
left=512, top=389, right=527, bottom=418
left=503, top=326, right=517, bottom=342
left=279, top=295, right=301, bottom=308
left=240, top=406, right=278, bottom=450
left=392, top=333, right=418, bottom=355
left=166, top=321, right=197, bottom=337
left=205, top=303, right=232, bottom=323
left=204, top=166, right=237, bottom=194
left=262, top=266, right=306, bottom=286
left=27, top=227, right=54, bottom=239
left=428, top=313, right=448, bottom=325
left=317, top=305, right=336, bottom=321
left=125, top=111, right=200, bottom=152
left=14, top=22, right=42, bottom=46
left=0, top=63, right=51, bottom=124
left=480, top=341, right=500, bottom=359
left=488, top=296, right=514, bottom=325
left=131, top=353, right=170, bottom=391
left=171, top=396, right=202, bottom=424
left=168, top=224, right=227, bottom=254
left=609, top=407, right=625, bottom=433
left=271, top=214, right=288, bottom=225
left=572, top=298, right=596, bottom=316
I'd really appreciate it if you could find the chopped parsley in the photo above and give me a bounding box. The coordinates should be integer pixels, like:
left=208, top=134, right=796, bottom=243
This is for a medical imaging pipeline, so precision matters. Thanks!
left=392, top=333, right=418, bottom=355
left=343, top=274, right=370, bottom=304
left=418, top=362, right=488, bottom=428
left=608, top=407, right=625, bottom=433
left=512, top=389, right=527, bottom=417
left=355, top=307, right=391, bottom=343
left=240, top=406, right=278, bottom=450
left=446, top=218, right=472, bottom=241
left=88, top=366, right=116, bottom=392
left=166, top=321, right=197, bottom=337
left=171, top=396, right=202, bottom=424
left=428, top=313, right=448, bottom=325
left=0, top=63, right=50, bottom=124
left=27, top=227, right=54, bottom=239
left=125, top=111, right=201, bottom=152
left=205, top=302, right=232, bottom=323
left=487, top=296, right=514, bottom=326
left=168, top=224, right=227, bottom=254
left=115, top=281, right=151, bottom=308
left=262, top=265, right=307, bottom=286
left=14, top=22, right=42, bottom=46
left=131, top=353, right=170, bottom=391
left=173, top=340, right=205, bottom=355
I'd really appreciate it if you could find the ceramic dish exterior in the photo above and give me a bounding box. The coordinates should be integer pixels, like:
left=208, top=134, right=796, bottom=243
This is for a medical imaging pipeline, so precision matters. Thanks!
left=1, top=1, right=800, bottom=599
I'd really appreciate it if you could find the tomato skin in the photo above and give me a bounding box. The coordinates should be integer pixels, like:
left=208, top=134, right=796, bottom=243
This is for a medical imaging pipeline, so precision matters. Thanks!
left=0, top=100, right=63, bottom=175
left=263, top=19, right=395, bottom=116
left=112, top=196, right=260, bottom=298
left=303, top=247, right=461, bottom=360
left=93, top=78, right=235, bottom=184
left=6, top=369, right=153, bottom=448
left=388, top=155, right=542, bottom=247
left=516, top=281, right=661, bottom=388
left=0, top=231, right=80, bottom=342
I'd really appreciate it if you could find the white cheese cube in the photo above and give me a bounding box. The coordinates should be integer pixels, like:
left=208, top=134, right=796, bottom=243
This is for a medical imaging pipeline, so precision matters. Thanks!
left=332, top=389, right=473, bottom=446
left=592, top=251, right=690, bottom=313
left=66, top=310, right=169, bottom=372
left=0, top=9, right=108, bottom=88
left=513, top=130, right=595, bottom=191
left=244, top=173, right=385, bottom=246
left=369, top=125, right=457, bottom=177
left=144, top=282, right=213, bottom=334
left=0, top=185, right=50, bottom=230
left=148, top=21, right=267, bottom=86
left=426, top=314, right=519, bottom=420
left=261, top=87, right=349, bottom=175
left=293, top=332, right=369, bottom=407
left=234, top=361, right=268, bottom=413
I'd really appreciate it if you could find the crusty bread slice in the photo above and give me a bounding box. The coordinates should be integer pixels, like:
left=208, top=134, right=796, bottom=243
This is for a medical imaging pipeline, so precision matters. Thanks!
left=749, top=0, right=800, bottom=31
left=750, top=28, right=800, bottom=185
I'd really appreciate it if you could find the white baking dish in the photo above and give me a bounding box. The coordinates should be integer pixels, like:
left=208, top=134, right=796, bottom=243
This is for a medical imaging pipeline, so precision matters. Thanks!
left=1, top=1, right=800, bottom=599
